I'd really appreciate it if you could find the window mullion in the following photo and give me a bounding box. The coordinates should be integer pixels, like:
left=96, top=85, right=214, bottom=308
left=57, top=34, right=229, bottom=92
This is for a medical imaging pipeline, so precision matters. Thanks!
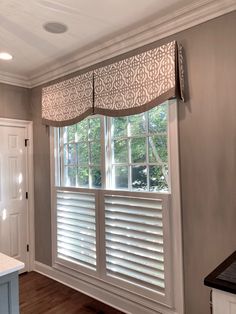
left=167, top=105, right=171, bottom=191
left=106, top=117, right=112, bottom=190
left=55, top=128, right=61, bottom=186
left=60, top=128, right=65, bottom=187
left=100, top=116, right=106, bottom=189
left=128, top=118, right=131, bottom=190
left=146, top=112, right=150, bottom=191
left=88, top=146, right=92, bottom=189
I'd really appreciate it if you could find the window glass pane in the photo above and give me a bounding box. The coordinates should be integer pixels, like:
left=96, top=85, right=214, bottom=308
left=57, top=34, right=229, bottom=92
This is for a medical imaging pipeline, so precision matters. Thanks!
left=89, top=118, right=101, bottom=140
left=132, top=165, right=147, bottom=191
left=131, top=138, right=146, bottom=163
left=77, top=142, right=88, bottom=163
left=64, top=166, right=77, bottom=187
left=64, top=144, right=76, bottom=165
left=112, top=117, right=127, bottom=138
left=60, top=116, right=103, bottom=188
left=76, top=119, right=88, bottom=141
left=148, top=103, right=168, bottom=133
left=90, top=141, right=101, bottom=164
left=113, top=139, right=128, bottom=163
left=78, top=167, right=89, bottom=187
left=91, top=167, right=102, bottom=188
left=149, top=165, right=168, bottom=192
left=149, top=135, right=168, bottom=163
left=129, top=113, right=146, bottom=136
left=63, top=145, right=68, bottom=165
left=67, top=125, right=77, bottom=143
left=114, top=166, right=128, bottom=189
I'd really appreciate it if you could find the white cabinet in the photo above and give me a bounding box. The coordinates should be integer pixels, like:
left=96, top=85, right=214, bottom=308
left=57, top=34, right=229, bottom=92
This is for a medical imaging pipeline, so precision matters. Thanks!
left=213, top=289, right=236, bottom=314
left=0, top=253, right=24, bottom=314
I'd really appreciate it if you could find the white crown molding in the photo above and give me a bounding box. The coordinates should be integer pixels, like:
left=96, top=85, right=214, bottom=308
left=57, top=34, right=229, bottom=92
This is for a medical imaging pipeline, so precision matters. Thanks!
left=0, top=71, right=31, bottom=88
left=0, top=0, right=235, bottom=88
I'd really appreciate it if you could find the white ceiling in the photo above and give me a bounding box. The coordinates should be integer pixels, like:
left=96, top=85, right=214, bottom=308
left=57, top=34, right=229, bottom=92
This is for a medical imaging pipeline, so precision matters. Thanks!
left=0, top=0, right=235, bottom=87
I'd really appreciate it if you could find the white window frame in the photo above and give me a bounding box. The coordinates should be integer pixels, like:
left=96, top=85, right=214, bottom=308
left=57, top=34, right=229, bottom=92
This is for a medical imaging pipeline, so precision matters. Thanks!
left=50, top=99, right=184, bottom=314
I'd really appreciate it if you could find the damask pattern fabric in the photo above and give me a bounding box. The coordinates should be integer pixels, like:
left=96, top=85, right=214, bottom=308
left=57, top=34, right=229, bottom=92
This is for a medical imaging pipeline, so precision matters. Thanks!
left=94, top=41, right=183, bottom=116
left=41, top=41, right=184, bottom=126
left=42, top=71, right=93, bottom=126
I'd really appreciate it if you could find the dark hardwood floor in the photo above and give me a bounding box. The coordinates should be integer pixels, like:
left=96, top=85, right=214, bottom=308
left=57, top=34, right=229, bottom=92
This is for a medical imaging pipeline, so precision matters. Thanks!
left=19, top=272, right=124, bottom=314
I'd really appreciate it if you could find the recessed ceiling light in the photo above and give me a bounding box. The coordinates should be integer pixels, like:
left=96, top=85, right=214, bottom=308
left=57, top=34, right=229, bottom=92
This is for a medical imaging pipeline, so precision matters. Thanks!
left=43, top=22, right=68, bottom=34
left=0, top=52, right=13, bottom=61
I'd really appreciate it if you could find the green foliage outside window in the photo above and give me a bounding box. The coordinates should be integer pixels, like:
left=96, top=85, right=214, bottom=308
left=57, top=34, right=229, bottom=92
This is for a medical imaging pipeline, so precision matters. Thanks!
left=112, top=103, right=169, bottom=191
left=62, top=117, right=102, bottom=188
left=60, top=102, right=169, bottom=192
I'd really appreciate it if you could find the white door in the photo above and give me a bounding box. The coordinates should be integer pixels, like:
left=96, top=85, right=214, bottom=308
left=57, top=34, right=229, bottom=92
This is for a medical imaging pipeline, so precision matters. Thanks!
left=0, top=125, right=29, bottom=272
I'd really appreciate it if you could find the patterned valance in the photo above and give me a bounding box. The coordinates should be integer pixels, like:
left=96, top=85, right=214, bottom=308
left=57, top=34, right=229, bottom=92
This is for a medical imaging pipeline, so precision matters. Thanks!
left=42, top=71, right=93, bottom=126
left=94, top=41, right=184, bottom=116
left=42, top=41, right=184, bottom=126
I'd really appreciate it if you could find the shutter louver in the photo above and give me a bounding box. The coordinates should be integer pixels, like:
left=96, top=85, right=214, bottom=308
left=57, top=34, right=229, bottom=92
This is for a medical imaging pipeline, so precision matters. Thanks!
left=56, top=190, right=96, bottom=269
left=104, top=194, right=166, bottom=291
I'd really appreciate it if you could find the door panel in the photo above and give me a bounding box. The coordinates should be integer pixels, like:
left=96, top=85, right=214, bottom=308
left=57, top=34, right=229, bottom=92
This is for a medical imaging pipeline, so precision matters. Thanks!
left=10, top=213, right=20, bottom=258
left=0, top=125, right=28, bottom=272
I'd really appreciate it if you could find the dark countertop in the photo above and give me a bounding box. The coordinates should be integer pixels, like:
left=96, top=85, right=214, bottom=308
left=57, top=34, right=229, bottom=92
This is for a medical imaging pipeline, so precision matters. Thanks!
left=204, top=251, right=236, bottom=295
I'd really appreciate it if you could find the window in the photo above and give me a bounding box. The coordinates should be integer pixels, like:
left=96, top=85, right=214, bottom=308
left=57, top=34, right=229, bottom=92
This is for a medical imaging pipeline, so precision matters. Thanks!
left=62, top=118, right=102, bottom=188
left=60, top=103, right=169, bottom=192
left=110, top=104, right=169, bottom=191
left=52, top=101, right=183, bottom=313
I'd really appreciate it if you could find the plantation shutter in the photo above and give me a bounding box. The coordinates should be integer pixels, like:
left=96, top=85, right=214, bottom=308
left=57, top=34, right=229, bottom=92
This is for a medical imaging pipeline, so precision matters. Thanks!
left=56, top=189, right=97, bottom=269
left=104, top=193, right=168, bottom=293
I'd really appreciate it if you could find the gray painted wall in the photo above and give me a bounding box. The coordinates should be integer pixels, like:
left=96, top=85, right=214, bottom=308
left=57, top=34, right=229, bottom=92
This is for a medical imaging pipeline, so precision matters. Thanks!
left=31, top=87, right=52, bottom=266
left=21, top=10, right=236, bottom=314
left=176, top=11, right=236, bottom=314
left=0, top=83, right=31, bottom=120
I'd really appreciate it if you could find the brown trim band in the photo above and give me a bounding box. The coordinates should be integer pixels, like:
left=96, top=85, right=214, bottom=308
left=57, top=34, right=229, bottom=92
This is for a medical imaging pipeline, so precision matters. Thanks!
left=94, top=88, right=176, bottom=117
left=42, top=108, right=94, bottom=127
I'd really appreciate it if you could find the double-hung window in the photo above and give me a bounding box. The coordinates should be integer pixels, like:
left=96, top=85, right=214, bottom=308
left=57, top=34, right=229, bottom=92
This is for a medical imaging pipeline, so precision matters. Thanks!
left=51, top=100, right=183, bottom=313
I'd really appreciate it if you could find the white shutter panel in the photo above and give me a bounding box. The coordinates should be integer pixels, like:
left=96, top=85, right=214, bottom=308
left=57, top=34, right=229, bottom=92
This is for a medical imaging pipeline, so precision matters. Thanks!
left=56, top=189, right=96, bottom=269
left=104, top=194, right=166, bottom=292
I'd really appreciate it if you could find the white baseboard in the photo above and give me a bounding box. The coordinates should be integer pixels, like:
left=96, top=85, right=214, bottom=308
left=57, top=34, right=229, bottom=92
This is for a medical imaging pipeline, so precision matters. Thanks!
left=34, top=261, right=174, bottom=314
